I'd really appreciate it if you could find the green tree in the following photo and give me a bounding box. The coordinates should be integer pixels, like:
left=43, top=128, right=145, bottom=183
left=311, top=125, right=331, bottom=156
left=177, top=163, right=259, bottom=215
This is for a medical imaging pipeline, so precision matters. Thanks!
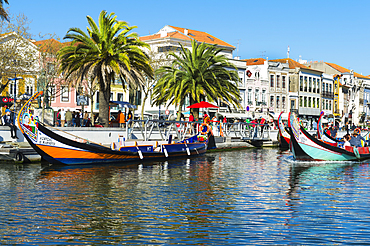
left=0, top=0, right=9, bottom=21
left=58, top=10, right=153, bottom=126
left=152, top=40, right=241, bottom=120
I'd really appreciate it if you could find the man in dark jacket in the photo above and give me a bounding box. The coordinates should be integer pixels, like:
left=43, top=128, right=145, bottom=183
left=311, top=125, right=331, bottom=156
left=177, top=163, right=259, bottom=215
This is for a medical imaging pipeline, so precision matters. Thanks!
left=2, top=109, right=17, bottom=139
left=349, top=130, right=364, bottom=147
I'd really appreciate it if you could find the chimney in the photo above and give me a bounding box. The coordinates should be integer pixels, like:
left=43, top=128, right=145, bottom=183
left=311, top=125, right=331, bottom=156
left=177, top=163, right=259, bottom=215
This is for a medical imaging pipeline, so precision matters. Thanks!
left=184, top=29, right=188, bottom=35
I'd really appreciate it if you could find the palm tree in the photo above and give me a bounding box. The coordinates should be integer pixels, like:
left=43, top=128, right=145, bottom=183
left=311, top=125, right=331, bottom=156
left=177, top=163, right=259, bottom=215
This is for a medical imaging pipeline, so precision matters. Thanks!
left=152, top=39, right=241, bottom=120
left=58, top=10, right=153, bottom=126
left=0, top=0, right=9, bottom=21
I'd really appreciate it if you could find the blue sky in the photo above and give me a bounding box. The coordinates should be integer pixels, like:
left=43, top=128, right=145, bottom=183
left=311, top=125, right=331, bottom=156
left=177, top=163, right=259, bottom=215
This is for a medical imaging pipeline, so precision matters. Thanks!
left=7, top=0, right=370, bottom=75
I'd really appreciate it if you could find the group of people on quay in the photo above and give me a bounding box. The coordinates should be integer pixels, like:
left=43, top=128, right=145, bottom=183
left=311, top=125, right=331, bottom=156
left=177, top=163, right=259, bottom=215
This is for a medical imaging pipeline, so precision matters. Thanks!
left=56, top=108, right=134, bottom=128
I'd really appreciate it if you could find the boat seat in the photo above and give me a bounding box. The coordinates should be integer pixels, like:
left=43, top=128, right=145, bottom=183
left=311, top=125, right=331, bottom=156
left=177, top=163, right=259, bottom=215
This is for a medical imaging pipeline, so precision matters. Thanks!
left=345, top=146, right=354, bottom=152
left=357, top=147, right=370, bottom=154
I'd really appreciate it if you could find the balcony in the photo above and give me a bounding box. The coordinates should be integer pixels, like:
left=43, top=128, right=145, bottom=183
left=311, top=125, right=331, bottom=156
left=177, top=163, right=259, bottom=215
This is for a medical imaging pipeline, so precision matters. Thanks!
left=321, top=91, right=334, bottom=98
left=290, top=109, right=298, bottom=114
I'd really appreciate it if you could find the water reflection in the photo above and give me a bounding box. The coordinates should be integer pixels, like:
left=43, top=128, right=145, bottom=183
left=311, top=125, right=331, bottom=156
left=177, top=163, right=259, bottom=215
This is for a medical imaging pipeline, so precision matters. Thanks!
left=1, top=150, right=370, bottom=244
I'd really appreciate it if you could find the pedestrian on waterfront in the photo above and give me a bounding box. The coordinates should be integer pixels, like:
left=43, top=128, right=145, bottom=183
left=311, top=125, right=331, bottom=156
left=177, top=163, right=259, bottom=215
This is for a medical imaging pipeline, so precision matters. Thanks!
left=56, top=109, right=61, bottom=127
left=2, top=109, right=17, bottom=139
left=189, top=112, right=194, bottom=122
left=60, top=108, right=66, bottom=127
left=65, top=109, right=73, bottom=127
left=117, top=110, right=125, bottom=127
left=75, top=111, right=81, bottom=127
left=83, top=111, right=89, bottom=127
left=203, top=112, right=210, bottom=124
left=349, top=130, right=365, bottom=147
left=345, top=122, right=349, bottom=134
left=251, top=118, right=258, bottom=137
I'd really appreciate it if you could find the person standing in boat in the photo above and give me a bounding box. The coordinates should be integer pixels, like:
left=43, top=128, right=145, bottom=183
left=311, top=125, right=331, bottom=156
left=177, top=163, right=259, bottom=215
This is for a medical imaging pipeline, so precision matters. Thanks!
left=2, top=109, right=18, bottom=139
left=349, top=130, right=365, bottom=147
left=330, top=125, right=338, bottom=139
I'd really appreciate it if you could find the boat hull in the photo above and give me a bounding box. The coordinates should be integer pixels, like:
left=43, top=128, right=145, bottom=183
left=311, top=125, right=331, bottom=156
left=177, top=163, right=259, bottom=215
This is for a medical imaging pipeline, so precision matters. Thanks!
left=288, top=112, right=368, bottom=161
left=18, top=92, right=208, bottom=166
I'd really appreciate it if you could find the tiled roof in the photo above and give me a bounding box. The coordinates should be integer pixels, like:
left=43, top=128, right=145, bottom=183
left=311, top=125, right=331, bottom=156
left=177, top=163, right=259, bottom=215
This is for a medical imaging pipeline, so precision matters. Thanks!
left=169, top=26, right=234, bottom=48
left=33, top=39, right=70, bottom=52
left=243, top=58, right=266, bottom=65
left=269, top=58, right=309, bottom=69
left=140, top=25, right=234, bottom=48
left=325, top=62, right=369, bottom=79
left=140, top=31, right=191, bottom=42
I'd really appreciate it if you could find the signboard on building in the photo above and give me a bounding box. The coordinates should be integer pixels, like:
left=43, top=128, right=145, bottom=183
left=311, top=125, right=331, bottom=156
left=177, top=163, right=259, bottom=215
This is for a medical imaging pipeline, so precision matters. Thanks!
left=77, top=95, right=89, bottom=106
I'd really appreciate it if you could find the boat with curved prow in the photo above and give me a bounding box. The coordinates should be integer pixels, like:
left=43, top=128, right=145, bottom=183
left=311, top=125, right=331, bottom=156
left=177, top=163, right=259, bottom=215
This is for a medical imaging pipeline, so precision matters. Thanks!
left=288, top=111, right=370, bottom=161
left=317, top=111, right=340, bottom=146
left=277, top=112, right=290, bottom=149
left=17, top=92, right=208, bottom=165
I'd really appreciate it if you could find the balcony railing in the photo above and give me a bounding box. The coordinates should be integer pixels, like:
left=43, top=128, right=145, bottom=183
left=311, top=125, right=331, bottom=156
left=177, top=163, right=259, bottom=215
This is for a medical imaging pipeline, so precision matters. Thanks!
left=290, top=109, right=298, bottom=114
left=321, top=91, right=334, bottom=98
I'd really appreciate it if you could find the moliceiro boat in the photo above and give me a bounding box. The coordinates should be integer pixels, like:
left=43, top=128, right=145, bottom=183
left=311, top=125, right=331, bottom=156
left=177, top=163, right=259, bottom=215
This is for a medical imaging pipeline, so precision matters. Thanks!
left=277, top=112, right=290, bottom=149
left=17, top=92, right=208, bottom=166
left=288, top=112, right=370, bottom=161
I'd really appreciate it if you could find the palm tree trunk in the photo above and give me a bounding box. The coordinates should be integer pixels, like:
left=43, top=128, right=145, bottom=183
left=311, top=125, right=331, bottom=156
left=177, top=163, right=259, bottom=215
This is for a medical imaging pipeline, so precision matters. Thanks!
left=190, top=97, right=199, bottom=121
left=176, top=99, right=184, bottom=121
left=98, top=81, right=111, bottom=127
left=90, top=95, right=95, bottom=126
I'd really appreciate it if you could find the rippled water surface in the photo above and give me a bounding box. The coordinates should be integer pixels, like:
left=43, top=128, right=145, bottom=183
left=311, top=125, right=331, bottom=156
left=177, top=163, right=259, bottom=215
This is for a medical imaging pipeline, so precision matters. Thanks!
left=1, top=148, right=370, bottom=245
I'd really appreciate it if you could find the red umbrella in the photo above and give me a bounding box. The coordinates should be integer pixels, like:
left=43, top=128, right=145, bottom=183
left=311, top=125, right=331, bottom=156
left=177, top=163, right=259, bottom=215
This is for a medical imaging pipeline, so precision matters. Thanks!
left=187, top=101, right=219, bottom=108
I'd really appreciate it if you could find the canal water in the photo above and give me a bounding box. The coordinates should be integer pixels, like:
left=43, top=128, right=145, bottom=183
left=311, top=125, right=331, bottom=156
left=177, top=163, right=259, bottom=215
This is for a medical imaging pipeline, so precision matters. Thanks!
left=0, top=149, right=370, bottom=245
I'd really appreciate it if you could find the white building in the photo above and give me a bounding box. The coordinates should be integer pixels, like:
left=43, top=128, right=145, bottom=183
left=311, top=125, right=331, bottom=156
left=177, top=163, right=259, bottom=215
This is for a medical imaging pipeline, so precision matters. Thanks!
left=139, top=25, right=238, bottom=118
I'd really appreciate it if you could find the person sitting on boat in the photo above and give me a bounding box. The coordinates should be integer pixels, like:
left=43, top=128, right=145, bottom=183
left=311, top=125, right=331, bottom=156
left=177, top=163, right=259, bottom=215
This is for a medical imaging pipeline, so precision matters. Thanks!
left=342, top=134, right=351, bottom=148
left=349, top=131, right=365, bottom=147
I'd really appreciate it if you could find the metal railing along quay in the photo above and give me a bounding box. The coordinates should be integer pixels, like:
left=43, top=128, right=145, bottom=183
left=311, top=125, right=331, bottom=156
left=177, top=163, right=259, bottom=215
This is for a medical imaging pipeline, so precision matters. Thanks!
left=123, top=119, right=271, bottom=141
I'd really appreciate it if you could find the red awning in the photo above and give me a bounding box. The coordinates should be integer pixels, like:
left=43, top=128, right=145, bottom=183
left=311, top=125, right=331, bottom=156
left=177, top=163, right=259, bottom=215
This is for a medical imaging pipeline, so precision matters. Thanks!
left=187, top=101, right=219, bottom=109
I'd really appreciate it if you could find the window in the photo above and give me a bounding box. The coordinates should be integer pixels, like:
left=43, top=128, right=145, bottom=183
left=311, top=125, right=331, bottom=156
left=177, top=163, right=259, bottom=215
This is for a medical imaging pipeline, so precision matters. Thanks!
left=309, top=77, right=312, bottom=92
left=317, top=98, right=319, bottom=108
left=26, top=85, right=33, bottom=96
left=276, top=75, right=280, bottom=88
left=308, top=97, right=311, bottom=108
left=255, top=88, right=259, bottom=102
left=304, top=76, right=307, bottom=92
left=313, top=97, right=316, bottom=108
left=270, top=96, right=274, bottom=107
left=329, top=84, right=332, bottom=93
left=276, top=96, right=280, bottom=108
left=317, top=79, right=320, bottom=93
left=329, top=101, right=332, bottom=110
left=291, top=99, right=295, bottom=109
left=322, top=83, right=325, bottom=93
left=270, top=75, right=274, bottom=87
left=117, top=93, right=124, bottom=102
left=300, top=76, right=303, bottom=91
left=282, top=76, right=286, bottom=89
left=304, top=96, right=307, bottom=107
left=248, top=89, right=252, bottom=103
left=262, top=89, right=266, bottom=104
left=61, top=86, right=69, bottom=102
left=255, top=72, right=260, bottom=80
left=313, top=78, right=316, bottom=93
left=8, top=82, right=16, bottom=97
left=299, top=96, right=303, bottom=107
left=282, top=96, right=286, bottom=108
